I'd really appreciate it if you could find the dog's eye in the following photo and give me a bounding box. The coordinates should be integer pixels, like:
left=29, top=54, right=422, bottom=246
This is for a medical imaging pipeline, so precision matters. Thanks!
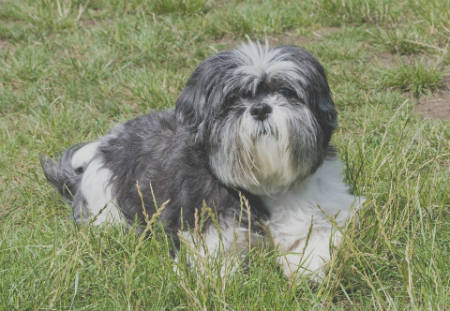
left=226, top=95, right=238, bottom=104
left=278, top=87, right=296, bottom=97
left=75, top=167, right=84, bottom=174
left=242, top=90, right=253, bottom=99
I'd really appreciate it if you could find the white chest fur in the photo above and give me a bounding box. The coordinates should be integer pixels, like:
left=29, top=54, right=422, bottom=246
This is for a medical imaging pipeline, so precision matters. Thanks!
left=262, top=157, right=364, bottom=277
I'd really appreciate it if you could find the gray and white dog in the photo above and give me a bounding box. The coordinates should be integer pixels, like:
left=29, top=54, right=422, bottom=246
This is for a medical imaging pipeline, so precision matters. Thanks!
left=41, top=41, right=363, bottom=277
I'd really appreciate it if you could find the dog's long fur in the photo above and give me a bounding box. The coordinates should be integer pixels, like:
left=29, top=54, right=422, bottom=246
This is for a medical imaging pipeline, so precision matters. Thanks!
left=41, top=42, right=363, bottom=277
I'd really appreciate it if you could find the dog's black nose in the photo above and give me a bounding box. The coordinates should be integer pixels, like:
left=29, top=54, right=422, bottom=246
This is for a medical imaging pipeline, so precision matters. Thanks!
left=250, top=103, right=272, bottom=121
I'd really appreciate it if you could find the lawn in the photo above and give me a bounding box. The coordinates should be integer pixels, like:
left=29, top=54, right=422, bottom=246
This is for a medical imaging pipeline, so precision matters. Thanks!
left=0, top=0, right=449, bottom=310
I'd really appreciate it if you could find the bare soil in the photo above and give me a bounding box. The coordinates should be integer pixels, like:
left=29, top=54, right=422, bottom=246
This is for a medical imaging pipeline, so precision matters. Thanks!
left=372, top=52, right=449, bottom=121
left=415, top=72, right=450, bottom=121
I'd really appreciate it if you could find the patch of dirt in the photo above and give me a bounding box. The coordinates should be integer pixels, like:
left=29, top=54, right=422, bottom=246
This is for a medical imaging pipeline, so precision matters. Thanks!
left=371, top=51, right=440, bottom=68
left=81, top=17, right=116, bottom=29
left=311, top=26, right=341, bottom=39
left=269, top=33, right=311, bottom=47
left=269, top=27, right=341, bottom=47
left=372, top=51, right=449, bottom=121
left=0, top=39, right=12, bottom=51
left=415, top=72, right=450, bottom=121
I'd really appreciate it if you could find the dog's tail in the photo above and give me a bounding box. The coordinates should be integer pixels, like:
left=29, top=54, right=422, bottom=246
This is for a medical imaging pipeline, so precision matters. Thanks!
left=40, top=143, right=88, bottom=203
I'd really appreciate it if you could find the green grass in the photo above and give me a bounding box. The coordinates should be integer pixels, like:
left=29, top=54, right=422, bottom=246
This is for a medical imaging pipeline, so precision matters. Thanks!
left=1, top=0, right=449, bottom=310
left=382, top=62, right=444, bottom=98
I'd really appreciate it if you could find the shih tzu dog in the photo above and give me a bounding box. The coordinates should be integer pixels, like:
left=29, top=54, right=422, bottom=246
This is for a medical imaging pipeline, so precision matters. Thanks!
left=41, top=41, right=363, bottom=278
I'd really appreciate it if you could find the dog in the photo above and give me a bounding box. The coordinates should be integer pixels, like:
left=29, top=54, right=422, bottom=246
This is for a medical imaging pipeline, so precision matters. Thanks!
left=41, top=41, right=363, bottom=278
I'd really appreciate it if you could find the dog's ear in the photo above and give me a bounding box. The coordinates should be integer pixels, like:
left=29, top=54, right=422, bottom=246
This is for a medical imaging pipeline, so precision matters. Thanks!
left=288, top=46, right=338, bottom=143
left=175, top=51, right=233, bottom=142
left=277, top=45, right=337, bottom=128
left=174, top=70, right=215, bottom=144
left=174, top=73, right=206, bottom=129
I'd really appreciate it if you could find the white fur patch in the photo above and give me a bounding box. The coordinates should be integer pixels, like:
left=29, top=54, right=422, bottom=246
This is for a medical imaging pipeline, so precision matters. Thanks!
left=177, top=216, right=258, bottom=276
left=70, top=126, right=126, bottom=225
left=178, top=158, right=363, bottom=279
left=179, top=217, right=252, bottom=258
left=237, top=106, right=296, bottom=194
left=79, top=157, right=124, bottom=225
left=233, top=41, right=306, bottom=94
left=71, top=141, right=100, bottom=170
left=262, top=157, right=364, bottom=278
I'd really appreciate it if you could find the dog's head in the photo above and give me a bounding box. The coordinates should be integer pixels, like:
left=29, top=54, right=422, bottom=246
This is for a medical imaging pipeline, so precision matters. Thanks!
left=175, top=42, right=337, bottom=195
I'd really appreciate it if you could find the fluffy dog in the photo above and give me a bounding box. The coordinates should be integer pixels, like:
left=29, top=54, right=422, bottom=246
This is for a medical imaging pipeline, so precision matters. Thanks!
left=41, top=41, right=363, bottom=278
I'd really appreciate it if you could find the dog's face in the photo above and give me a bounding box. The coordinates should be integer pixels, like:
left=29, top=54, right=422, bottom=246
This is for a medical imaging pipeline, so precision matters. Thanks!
left=175, top=42, right=337, bottom=195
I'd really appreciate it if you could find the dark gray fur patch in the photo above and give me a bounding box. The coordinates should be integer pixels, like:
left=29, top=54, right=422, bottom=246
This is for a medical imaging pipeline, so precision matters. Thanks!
left=98, top=110, right=268, bottom=237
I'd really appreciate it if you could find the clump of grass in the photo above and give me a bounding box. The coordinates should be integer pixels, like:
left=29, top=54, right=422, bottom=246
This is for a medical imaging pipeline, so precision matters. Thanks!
left=382, top=62, right=444, bottom=97
left=370, top=27, right=428, bottom=55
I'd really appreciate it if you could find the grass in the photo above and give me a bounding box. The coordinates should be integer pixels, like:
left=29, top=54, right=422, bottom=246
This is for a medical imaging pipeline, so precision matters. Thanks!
left=382, top=62, right=444, bottom=98
left=1, top=0, right=449, bottom=310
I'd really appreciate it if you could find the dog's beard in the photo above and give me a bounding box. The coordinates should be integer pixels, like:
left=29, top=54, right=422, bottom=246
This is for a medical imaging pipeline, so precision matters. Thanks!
left=210, top=104, right=320, bottom=195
